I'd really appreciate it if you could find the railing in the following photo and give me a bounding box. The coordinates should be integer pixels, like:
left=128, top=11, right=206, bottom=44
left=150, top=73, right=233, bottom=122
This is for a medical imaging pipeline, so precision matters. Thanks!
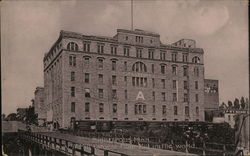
left=68, top=130, right=236, bottom=156
left=18, top=130, right=129, bottom=156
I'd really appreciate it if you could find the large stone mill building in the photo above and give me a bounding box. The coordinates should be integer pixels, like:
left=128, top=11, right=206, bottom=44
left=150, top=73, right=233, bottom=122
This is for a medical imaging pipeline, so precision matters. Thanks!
left=43, top=29, right=218, bottom=128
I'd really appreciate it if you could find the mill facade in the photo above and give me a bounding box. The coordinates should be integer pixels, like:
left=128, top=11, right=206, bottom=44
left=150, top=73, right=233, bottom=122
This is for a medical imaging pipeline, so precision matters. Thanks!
left=43, top=29, right=205, bottom=128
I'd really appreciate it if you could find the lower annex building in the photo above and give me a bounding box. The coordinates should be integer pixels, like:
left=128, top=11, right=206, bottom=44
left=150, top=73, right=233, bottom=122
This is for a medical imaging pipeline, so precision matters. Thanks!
left=43, top=28, right=218, bottom=128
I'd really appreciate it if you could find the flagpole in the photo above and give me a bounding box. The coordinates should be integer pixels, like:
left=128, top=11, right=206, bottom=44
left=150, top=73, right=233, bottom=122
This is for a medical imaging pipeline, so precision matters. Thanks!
left=131, top=0, right=133, bottom=30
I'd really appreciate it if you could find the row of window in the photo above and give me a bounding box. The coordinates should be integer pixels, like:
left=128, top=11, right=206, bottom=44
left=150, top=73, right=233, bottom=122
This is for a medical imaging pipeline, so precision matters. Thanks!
left=72, top=56, right=200, bottom=76
left=77, top=73, right=199, bottom=90
left=70, top=102, right=199, bottom=116
left=71, top=87, right=199, bottom=102
left=67, top=42, right=201, bottom=63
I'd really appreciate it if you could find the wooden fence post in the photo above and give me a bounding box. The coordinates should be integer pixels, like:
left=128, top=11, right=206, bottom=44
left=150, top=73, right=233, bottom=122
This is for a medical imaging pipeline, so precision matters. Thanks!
left=104, top=150, right=109, bottom=156
left=80, top=146, right=85, bottom=156
left=185, top=140, right=189, bottom=153
left=202, top=142, right=206, bottom=156
left=72, top=143, right=75, bottom=156
left=90, top=146, right=95, bottom=155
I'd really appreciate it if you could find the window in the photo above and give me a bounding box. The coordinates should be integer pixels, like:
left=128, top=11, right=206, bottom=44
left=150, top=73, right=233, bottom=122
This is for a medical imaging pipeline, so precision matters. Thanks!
left=195, top=94, right=199, bottom=102
left=184, top=93, right=188, bottom=102
left=162, top=92, right=166, bottom=101
left=172, top=66, right=177, bottom=75
left=84, top=57, right=90, bottom=67
left=152, top=91, right=155, bottom=101
left=192, top=56, right=200, bottom=63
left=184, top=81, right=188, bottom=89
left=144, top=78, right=147, bottom=87
left=85, top=73, right=90, bottom=83
left=161, top=65, right=166, bottom=74
left=173, top=93, right=177, bottom=102
left=135, top=36, right=143, bottom=43
left=97, top=44, right=104, bottom=53
left=183, top=66, right=188, bottom=76
left=160, top=52, right=166, bottom=60
left=185, top=106, right=189, bottom=116
left=125, top=104, right=128, bottom=115
left=111, top=46, right=117, bottom=55
left=162, top=105, right=167, bottom=115
left=112, top=89, right=117, bottom=99
left=69, top=55, right=76, bottom=66
left=112, top=61, right=116, bottom=71
left=132, top=77, right=135, bottom=86
left=173, top=80, right=177, bottom=89
left=85, top=88, right=90, bottom=97
left=132, top=62, right=147, bottom=72
left=140, top=77, right=143, bottom=87
left=67, top=42, right=78, bottom=51
left=172, top=53, right=177, bottom=62
left=85, top=102, right=90, bottom=112
left=148, top=49, right=154, bottom=59
left=195, top=81, right=198, bottom=89
left=125, top=90, right=128, bottom=99
left=196, top=107, right=199, bottom=116
left=136, top=77, right=139, bottom=86
left=71, top=102, right=75, bottom=112
left=98, top=59, right=103, bottom=69
left=151, top=64, right=154, bottom=73
left=182, top=53, right=188, bottom=62
left=174, top=106, right=178, bottom=115
left=161, top=79, right=165, bottom=89
left=98, top=89, right=103, bottom=98
left=113, top=104, right=117, bottom=113
left=124, top=61, right=127, bottom=71
left=124, top=76, right=127, bottom=85
left=135, top=103, right=146, bottom=114
left=194, top=67, right=199, bottom=77
left=71, top=71, right=75, bottom=81
left=152, top=105, right=156, bottom=114
left=83, top=42, right=90, bottom=52
left=124, top=47, right=130, bottom=56
left=152, top=78, right=155, bottom=88
left=98, top=74, right=103, bottom=84
left=71, top=87, right=75, bottom=97
left=112, top=75, right=117, bottom=85
left=136, top=48, right=143, bottom=58
left=99, top=103, right=104, bottom=113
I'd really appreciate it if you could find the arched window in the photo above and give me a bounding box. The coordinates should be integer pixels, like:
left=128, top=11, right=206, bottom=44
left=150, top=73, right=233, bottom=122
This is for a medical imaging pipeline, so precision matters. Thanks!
left=67, top=42, right=79, bottom=51
left=132, top=62, right=147, bottom=72
left=192, top=56, right=200, bottom=63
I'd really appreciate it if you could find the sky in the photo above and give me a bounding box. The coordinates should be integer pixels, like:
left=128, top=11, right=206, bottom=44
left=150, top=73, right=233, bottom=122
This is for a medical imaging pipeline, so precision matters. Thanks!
left=1, top=0, right=249, bottom=115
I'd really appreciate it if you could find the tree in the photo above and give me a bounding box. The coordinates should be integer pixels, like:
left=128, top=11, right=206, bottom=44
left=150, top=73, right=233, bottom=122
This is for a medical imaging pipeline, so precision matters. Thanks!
left=245, top=98, right=249, bottom=109
left=25, top=106, right=38, bottom=125
left=240, top=97, right=246, bottom=109
left=219, top=102, right=227, bottom=110
left=233, top=98, right=240, bottom=109
left=228, top=101, right=233, bottom=108
left=2, top=114, right=6, bottom=120
left=6, top=113, right=17, bottom=121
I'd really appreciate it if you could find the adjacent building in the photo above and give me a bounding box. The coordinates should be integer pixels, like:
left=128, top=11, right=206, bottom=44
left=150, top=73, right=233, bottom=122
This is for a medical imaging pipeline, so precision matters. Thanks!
left=204, top=79, right=219, bottom=110
left=43, top=29, right=209, bottom=128
left=34, top=87, right=46, bottom=125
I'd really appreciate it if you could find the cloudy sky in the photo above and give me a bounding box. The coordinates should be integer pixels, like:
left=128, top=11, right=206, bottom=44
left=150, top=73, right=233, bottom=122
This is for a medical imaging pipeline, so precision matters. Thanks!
left=1, top=0, right=248, bottom=114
